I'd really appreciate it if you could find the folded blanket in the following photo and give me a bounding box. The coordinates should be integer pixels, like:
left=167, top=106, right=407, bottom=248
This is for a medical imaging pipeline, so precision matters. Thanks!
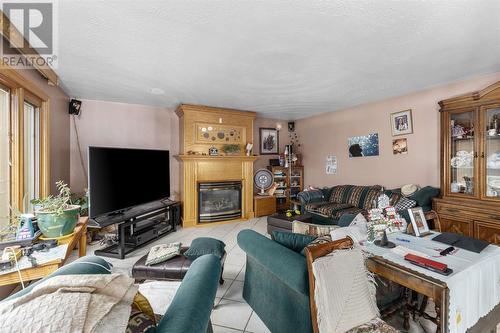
left=0, top=273, right=137, bottom=333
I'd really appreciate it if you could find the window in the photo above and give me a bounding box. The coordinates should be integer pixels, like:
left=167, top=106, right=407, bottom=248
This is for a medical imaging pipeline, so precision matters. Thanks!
left=23, top=101, right=41, bottom=210
left=0, top=71, right=50, bottom=228
left=0, top=87, right=9, bottom=226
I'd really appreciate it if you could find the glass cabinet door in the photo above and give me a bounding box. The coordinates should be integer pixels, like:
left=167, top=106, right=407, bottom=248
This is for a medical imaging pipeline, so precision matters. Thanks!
left=449, top=110, right=477, bottom=196
left=484, top=107, right=500, bottom=199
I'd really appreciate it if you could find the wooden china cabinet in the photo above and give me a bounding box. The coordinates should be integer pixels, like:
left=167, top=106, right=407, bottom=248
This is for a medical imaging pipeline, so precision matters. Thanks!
left=433, top=81, right=500, bottom=244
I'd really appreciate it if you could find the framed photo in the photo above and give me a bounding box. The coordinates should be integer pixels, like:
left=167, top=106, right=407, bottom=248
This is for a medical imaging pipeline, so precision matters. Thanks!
left=392, top=138, right=408, bottom=155
left=408, top=207, right=430, bottom=237
left=390, top=109, right=413, bottom=136
left=259, top=128, right=279, bottom=155
left=347, top=133, right=379, bottom=158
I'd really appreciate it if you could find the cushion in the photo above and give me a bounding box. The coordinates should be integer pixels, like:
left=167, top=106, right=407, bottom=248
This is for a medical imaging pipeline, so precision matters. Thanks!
left=338, top=213, right=357, bottom=227
left=330, top=206, right=365, bottom=220
left=394, top=196, right=417, bottom=211
left=320, top=187, right=334, bottom=201
left=145, top=242, right=181, bottom=266
left=184, top=237, right=226, bottom=260
left=304, top=201, right=330, bottom=215
left=297, top=189, right=324, bottom=203
left=330, top=213, right=368, bottom=244
left=409, top=186, right=440, bottom=208
left=293, top=220, right=339, bottom=237
left=272, top=231, right=316, bottom=253
left=346, top=186, right=375, bottom=209
left=301, top=234, right=334, bottom=256
left=126, top=292, right=157, bottom=333
left=385, top=190, right=403, bottom=207
left=329, top=185, right=354, bottom=203
left=401, top=184, right=420, bottom=197
left=309, top=202, right=354, bottom=217
left=360, top=186, right=383, bottom=210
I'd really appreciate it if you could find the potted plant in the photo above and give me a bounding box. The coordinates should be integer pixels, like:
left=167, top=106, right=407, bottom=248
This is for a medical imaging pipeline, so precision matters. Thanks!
left=32, top=181, right=80, bottom=238
left=222, top=144, right=241, bottom=155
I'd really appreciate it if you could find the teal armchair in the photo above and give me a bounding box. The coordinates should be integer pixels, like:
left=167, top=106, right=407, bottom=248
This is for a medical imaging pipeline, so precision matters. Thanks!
left=237, top=229, right=312, bottom=333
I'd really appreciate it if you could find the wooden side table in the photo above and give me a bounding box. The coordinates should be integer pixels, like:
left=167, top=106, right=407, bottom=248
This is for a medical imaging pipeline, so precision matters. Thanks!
left=254, top=195, right=277, bottom=217
left=0, top=217, right=88, bottom=286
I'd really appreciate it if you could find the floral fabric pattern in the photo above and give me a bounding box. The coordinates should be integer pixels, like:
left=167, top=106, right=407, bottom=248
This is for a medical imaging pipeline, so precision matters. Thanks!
left=346, top=317, right=399, bottom=333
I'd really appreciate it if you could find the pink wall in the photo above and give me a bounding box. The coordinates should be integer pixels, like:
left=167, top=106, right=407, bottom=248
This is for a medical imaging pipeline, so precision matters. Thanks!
left=296, top=73, right=500, bottom=189
left=70, top=100, right=180, bottom=197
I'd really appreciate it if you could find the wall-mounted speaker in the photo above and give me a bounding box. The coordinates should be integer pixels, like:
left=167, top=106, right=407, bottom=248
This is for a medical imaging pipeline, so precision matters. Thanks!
left=288, top=121, right=295, bottom=132
left=69, top=99, right=82, bottom=115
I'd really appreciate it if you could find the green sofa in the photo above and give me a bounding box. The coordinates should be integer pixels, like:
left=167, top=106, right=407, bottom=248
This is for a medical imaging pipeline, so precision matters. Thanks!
left=298, top=185, right=440, bottom=225
left=3, top=255, right=221, bottom=333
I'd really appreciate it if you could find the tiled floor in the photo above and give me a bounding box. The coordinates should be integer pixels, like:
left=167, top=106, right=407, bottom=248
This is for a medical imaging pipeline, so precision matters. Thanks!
left=83, top=216, right=463, bottom=333
left=87, top=216, right=272, bottom=333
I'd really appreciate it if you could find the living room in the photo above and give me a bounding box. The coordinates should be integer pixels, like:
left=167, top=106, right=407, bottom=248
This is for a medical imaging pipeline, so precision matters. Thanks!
left=0, top=1, right=499, bottom=333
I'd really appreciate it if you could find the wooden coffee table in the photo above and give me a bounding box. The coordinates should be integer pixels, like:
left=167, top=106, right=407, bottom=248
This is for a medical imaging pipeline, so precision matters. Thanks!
left=0, top=217, right=88, bottom=286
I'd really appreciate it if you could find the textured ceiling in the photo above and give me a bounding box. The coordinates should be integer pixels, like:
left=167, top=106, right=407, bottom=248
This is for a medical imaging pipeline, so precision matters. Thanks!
left=56, top=0, right=500, bottom=119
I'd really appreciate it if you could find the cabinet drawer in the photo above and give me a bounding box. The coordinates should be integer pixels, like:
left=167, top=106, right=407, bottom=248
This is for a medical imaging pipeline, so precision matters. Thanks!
left=439, top=215, right=474, bottom=237
left=434, top=202, right=471, bottom=217
left=474, top=220, right=500, bottom=245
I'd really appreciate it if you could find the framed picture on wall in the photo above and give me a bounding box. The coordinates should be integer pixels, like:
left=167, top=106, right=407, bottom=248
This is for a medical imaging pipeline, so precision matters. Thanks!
left=392, top=138, right=408, bottom=155
left=347, top=133, right=379, bottom=158
left=390, top=109, right=413, bottom=136
left=259, top=128, right=279, bottom=155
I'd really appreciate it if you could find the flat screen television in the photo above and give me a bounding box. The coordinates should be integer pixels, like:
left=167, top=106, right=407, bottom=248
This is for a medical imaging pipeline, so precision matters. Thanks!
left=88, top=146, right=170, bottom=219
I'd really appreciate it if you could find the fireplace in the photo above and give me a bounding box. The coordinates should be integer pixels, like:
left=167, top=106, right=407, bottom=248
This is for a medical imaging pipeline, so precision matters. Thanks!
left=198, top=181, right=242, bottom=223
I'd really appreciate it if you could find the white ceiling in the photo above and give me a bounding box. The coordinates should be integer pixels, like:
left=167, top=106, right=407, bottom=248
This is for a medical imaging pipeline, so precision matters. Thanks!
left=56, top=0, right=500, bottom=119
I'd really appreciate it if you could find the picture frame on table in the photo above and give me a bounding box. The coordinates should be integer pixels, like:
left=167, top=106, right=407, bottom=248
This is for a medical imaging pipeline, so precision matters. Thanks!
left=407, top=207, right=431, bottom=237
left=390, top=109, right=413, bottom=136
left=259, top=128, right=279, bottom=155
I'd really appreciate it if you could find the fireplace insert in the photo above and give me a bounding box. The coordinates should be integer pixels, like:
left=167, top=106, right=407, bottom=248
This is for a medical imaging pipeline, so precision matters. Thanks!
left=198, top=181, right=242, bottom=223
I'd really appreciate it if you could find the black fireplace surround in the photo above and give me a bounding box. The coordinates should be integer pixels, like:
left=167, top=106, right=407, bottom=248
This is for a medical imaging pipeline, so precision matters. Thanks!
left=198, top=181, right=242, bottom=223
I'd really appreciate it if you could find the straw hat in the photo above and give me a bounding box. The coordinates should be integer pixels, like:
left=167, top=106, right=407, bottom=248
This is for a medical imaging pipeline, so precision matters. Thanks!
left=401, top=184, right=420, bottom=197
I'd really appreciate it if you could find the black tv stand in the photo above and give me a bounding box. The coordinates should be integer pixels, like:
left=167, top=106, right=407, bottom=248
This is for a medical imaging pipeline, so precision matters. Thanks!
left=93, top=200, right=181, bottom=259
left=106, top=208, right=131, bottom=217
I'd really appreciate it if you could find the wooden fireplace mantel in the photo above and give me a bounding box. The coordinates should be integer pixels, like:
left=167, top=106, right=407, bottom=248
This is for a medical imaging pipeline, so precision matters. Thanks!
left=176, top=154, right=258, bottom=228
left=175, top=155, right=259, bottom=162
left=175, top=104, right=258, bottom=228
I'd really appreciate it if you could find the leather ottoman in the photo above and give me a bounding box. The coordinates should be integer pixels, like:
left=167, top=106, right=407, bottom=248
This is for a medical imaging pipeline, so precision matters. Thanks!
left=267, top=213, right=313, bottom=235
left=132, top=247, right=226, bottom=284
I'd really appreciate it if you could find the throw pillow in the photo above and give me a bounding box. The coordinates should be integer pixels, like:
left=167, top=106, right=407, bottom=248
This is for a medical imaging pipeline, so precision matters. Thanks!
left=301, top=234, right=333, bottom=256
left=272, top=231, right=317, bottom=253
left=394, top=196, right=417, bottom=211
left=330, top=213, right=368, bottom=244
left=338, top=213, right=356, bottom=227
left=126, top=291, right=157, bottom=333
left=409, top=186, right=440, bottom=208
left=145, top=242, right=181, bottom=265
left=184, top=237, right=226, bottom=260
left=292, top=220, right=339, bottom=237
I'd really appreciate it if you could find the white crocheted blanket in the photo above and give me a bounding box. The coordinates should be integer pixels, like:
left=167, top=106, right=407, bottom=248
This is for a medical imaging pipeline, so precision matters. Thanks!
left=0, top=273, right=137, bottom=333
left=312, top=247, right=379, bottom=333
